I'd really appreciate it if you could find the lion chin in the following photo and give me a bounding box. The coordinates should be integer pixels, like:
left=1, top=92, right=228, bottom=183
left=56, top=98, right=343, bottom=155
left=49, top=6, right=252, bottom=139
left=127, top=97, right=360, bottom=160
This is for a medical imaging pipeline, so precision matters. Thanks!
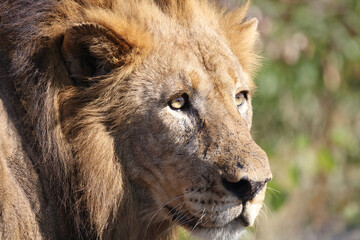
left=0, top=0, right=271, bottom=239
left=193, top=224, right=245, bottom=240
left=171, top=205, right=247, bottom=240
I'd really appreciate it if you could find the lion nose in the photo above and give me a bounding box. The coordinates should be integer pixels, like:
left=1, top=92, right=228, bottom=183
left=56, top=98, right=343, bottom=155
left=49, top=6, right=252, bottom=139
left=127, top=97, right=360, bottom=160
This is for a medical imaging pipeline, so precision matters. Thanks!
left=221, top=176, right=270, bottom=201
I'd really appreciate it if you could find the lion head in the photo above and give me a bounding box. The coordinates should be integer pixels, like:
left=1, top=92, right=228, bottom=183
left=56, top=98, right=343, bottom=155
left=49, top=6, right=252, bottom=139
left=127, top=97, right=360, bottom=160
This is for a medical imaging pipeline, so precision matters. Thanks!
left=1, top=0, right=271, bottom=239
left=58, top=1, right=272, bottom=239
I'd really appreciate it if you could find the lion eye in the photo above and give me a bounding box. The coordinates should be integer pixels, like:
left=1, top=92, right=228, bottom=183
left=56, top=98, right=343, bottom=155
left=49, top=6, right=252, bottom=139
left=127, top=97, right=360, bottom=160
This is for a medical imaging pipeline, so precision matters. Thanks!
left=169, top=94, right=189, bottom=110
left=235, top=91, right=247, bottom=107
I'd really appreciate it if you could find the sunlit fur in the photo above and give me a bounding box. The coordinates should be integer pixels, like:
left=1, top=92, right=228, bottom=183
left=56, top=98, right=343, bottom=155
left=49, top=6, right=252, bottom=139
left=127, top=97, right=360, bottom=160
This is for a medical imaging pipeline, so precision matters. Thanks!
left=0, top=0, right=271, bottom=239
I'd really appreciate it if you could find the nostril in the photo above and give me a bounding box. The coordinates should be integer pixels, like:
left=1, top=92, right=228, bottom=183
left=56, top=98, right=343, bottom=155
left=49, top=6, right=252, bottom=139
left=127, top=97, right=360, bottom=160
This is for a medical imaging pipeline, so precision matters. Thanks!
left=222, top=177, right=251, bottom=200
left=222, top=176, right=266, bottom=201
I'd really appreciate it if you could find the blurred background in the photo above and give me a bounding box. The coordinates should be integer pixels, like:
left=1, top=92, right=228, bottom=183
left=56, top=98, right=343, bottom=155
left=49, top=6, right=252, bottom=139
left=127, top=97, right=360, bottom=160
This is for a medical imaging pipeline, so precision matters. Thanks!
left=181, top=0, right=360, bottom=239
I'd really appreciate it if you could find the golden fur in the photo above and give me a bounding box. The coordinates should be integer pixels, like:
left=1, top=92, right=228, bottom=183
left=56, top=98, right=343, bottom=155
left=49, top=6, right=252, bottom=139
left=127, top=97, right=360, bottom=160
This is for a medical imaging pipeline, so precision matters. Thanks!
left=0, top=0, right=271, bottom=239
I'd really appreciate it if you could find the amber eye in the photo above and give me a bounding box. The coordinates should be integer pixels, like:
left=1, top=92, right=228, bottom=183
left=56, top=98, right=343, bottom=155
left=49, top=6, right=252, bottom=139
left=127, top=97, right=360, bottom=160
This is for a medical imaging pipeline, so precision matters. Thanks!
left=235, top=91, right=247, bottom=107
left=169, top=94, right=189, bottom=110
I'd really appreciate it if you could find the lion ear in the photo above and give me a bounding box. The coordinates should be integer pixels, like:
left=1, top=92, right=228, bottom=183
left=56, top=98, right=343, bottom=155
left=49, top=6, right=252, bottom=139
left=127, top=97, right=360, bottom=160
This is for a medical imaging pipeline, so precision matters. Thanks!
left=61, top=23, right=135, bottom=86
left=222, top=8, right=260, bottom=79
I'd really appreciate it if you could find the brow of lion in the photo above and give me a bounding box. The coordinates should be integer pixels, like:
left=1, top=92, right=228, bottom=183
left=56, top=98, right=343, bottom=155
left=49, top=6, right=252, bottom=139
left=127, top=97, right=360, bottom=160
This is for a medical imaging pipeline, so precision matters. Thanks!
left=227, top=67, right=238, bottom=85
left=229, top=65, right=251, bottom=87
left=189, top=70, right=200, bottom=90
left=144, top=190, right=194, bottom=236
left=235, top=80, right=247, bottom=90
left=196, top=42, right=213, bottom=72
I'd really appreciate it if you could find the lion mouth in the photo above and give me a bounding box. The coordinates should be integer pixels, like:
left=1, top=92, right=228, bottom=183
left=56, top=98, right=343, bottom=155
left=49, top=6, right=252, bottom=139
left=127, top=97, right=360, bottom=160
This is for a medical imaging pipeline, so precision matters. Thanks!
left=164, top=204, right=249, bottom=230
left=164, top=205, right=200, bottom=228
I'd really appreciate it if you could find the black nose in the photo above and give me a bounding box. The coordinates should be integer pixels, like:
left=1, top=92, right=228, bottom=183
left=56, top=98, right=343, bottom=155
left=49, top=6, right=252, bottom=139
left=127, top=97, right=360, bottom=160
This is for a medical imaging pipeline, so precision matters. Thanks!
left=222, top=176, right=269, bottom=201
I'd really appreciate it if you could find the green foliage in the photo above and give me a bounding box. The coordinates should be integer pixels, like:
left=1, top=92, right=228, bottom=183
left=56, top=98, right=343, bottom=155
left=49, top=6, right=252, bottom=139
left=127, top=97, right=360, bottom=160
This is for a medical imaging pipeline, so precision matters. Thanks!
left=178, top=228, right=194, bottom=240
left=317, top=148, right=335, bottom=173
left=250, top=0, right=360, bottom=238
left=266, top=181, right=288, bottom=211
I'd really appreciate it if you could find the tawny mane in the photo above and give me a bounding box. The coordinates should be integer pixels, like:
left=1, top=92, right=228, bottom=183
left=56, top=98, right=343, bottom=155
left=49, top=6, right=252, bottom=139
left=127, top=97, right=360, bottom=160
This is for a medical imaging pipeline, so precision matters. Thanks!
left=0, top=0, right=261, bottom=239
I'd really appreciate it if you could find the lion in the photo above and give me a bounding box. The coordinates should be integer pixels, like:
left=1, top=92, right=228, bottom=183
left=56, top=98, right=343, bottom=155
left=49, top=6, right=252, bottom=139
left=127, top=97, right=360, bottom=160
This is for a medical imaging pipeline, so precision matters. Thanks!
left=0, top=0, right=272, bottom=239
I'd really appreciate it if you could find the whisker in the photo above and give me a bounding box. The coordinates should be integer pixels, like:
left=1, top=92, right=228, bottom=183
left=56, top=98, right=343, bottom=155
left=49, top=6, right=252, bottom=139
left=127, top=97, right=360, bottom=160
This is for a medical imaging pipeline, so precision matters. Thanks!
left=262, top=202, right=272, bottom=216
left=144, top=190, right=192, bottom=236
left=156, top=201, right=185, bottom=233
left=156, top=206, right=190, bottom=240
left=267, top=187, right=280, bottom=194
left=190, top=208, right=206, bottom=234
left=266, top=187, right=280, bottom=199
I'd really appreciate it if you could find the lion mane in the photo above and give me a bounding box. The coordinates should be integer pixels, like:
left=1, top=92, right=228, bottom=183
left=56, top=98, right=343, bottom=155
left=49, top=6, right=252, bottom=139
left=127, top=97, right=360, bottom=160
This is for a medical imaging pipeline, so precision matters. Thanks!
left=0, top=0, right=271, bottom=239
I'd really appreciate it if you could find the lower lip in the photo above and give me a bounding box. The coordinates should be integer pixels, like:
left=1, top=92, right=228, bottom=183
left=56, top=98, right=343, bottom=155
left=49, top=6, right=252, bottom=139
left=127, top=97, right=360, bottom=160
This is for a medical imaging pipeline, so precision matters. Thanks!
left=165, top=205, right=248, bottom=230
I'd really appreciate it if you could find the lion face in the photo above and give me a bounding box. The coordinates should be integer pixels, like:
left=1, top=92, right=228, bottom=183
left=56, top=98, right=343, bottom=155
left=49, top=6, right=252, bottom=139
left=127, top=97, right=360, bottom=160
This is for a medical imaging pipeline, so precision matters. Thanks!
left=59, top=2, right=271, bottom=239
left=122, top=26, right=272, bottom=239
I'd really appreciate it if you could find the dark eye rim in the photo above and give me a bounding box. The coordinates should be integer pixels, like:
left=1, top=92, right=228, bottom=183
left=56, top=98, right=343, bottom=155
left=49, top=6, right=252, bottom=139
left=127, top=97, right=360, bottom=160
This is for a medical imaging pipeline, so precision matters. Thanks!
left=168, top=93, right=190, bottom=111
